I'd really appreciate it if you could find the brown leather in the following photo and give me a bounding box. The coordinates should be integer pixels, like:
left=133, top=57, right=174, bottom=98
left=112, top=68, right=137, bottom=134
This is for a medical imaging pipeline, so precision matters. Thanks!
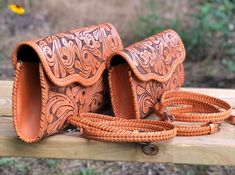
left=69, top=113, right=177, bottom=142
left=226, top=115, right=235, bottom=124
left=68, top=89, right=232, bottom=142
left=108, top=29, right=185, bottom=119
left=67, top=29, right=185, bottom=142
left=12, top=24, right=233, bottom=143
left=156, top=90, right=232, bottom=136
left=12, top=23, right=123, bottom=143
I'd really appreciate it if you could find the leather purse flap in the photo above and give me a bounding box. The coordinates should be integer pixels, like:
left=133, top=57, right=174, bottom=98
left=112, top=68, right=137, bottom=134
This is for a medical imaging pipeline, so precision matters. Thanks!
left=109, top=29, right=185, bottom=82
left=12, top=23, right=123, bottom=87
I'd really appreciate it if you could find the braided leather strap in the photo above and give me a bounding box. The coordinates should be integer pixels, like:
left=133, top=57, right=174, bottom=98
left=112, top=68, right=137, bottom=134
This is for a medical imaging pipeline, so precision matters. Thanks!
left=68, top=90, right=233, bottom=142
left=155, top=90, right=233, bottom=136
left=68, top=113, right=176, bottom=142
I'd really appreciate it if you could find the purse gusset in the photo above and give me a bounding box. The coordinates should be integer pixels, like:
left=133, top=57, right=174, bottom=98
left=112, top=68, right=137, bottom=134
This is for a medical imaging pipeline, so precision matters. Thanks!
left=108, top=29, right=185, bottom=119
left=12, top=23, right=123, bottom=142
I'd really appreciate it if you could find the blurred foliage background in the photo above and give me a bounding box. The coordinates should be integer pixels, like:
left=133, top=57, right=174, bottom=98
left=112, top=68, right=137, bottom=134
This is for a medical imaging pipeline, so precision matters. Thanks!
left=0, top=0, right=235, bottom=175
left=0, top=0, right=235, bottom=88
left=134, top=0, right=235, bottom=87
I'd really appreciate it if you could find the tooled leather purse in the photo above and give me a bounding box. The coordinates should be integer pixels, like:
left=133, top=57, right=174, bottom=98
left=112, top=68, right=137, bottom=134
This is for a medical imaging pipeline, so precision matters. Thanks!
left=69, top=29, right=233, bottom=142
left=12, top=23, right=123, bottom=143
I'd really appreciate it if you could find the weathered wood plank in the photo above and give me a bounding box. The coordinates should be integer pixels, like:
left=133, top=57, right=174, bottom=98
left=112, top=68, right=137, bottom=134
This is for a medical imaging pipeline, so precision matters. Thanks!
left=1, top=80, right=235, bottom=165
left=0, top=116, right=235, bottom=165
left=0, top=81, right=12, bottom=116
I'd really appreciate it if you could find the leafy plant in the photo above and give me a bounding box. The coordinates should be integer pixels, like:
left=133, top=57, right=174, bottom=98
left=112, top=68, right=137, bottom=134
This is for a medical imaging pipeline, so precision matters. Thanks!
left=45, top=159, right=57, bottom=169
left=0, top=158, right=14, bottom=167
left=15, top=163, right=28, bottom=174
left=222, top=59, right=235, bottom=72
left=0, top=50, right=4, bottom=61
left=0, top=0, right=5, bottom=10
left=0, top=158, right=29, bottom=174
left=80, top=168, right=101, bottom=175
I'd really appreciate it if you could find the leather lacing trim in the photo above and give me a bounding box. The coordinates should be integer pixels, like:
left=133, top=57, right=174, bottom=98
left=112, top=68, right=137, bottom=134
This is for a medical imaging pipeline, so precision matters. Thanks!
left=12, top=62, right=21, bottom=141
left=68, top=90, right=233, bottom=142
left=38, top=63, right=49, bottom=141
left=12, top=62, right=48, bottom=143
left=108, top=68, right=120, bottom=120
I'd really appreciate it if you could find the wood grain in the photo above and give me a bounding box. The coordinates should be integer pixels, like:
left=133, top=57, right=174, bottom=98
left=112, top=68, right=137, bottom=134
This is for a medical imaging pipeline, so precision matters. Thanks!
left=1, top=116, right=235, bottom=165
left=0, top=81, right=235, bottom=165
left=0, top=81, right=12, bottom=116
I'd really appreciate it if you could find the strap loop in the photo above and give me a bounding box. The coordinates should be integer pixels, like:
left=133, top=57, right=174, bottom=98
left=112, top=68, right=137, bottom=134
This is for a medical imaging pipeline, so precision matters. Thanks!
left=226, top=115, right=235, bottom=125
left=155, top=107, right=175, bottom=122
left=208, top=122, right=220, bottom=134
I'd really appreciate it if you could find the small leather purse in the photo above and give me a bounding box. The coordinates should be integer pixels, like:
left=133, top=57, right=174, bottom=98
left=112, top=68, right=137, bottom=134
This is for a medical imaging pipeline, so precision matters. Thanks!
left=108, top=29, right=185, bottom=120
left=12, top=23, right=123, bottom=143
left=104, top=29, right=232, bottom=139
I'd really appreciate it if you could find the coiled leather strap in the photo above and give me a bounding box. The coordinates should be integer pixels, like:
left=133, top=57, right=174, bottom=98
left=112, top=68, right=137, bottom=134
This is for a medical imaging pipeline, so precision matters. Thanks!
left=155, top=90, right=233, bottom=136
left=68, top=113, right=176, bottom=142
left=68, top=90, right=233, bottom=142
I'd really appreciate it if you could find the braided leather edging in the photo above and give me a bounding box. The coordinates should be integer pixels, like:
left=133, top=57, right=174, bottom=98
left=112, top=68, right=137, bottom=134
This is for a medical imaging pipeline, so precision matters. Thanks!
left=12, top=62, right=22, bottom=141
left=108, top=66, right=142, bottom=119
left=12, top=62, right=49, bottom=143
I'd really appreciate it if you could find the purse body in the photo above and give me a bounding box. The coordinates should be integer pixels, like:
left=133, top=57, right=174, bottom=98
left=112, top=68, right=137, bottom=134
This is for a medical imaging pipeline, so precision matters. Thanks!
left=108, top=29, right=185, bottom=119
left=12, top=23, right=123, bottom=142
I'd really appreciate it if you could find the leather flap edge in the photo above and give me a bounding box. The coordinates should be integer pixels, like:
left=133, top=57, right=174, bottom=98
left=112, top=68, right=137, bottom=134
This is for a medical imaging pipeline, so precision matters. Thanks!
left=109, top=29, right=185, bottom=83
left=12, top=23, right=123, bottom=87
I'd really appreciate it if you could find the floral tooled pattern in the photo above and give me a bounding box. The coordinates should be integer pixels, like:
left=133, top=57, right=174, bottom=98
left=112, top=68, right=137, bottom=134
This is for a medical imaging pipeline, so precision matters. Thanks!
left=123, top=30, right=185, bottom=77
left=36, top=24, right=122, bottom=80
left=42, top=77, right=105, bottom=136
left=134, top=64, right=183, bottom=118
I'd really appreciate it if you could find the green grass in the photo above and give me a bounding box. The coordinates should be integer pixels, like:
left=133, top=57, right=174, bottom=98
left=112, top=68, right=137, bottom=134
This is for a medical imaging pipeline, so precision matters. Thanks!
left=0, top=157, right=14, bottom=167
left=0, top=157, right=29, bottom=174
